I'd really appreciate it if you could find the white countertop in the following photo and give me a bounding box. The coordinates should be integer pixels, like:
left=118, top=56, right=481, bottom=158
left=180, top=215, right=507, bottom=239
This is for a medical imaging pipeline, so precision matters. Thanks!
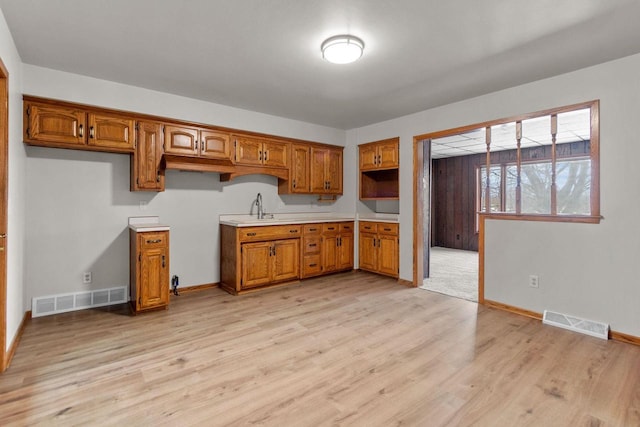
left=220, top=212, right=398, bottom=227
left=128, top=216, right=170, bottom=232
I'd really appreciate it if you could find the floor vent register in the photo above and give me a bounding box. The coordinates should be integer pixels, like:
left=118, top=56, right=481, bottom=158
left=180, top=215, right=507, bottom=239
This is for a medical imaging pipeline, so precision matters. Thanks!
left=32, top=287, right=127, bottom=317
left=542, top=310, right=609, bottom=340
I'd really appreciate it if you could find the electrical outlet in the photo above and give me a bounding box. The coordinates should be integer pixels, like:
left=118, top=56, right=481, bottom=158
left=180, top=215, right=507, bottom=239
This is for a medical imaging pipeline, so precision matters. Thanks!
left=139, top=201, right=148, bottom=211
left=529, top=275, right=539, bottom=288
left=83, top=272, right=92, bottom=284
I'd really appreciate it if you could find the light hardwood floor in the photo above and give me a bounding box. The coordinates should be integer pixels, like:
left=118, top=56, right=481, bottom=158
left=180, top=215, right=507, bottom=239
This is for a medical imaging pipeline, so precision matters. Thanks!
left=1, top=271, right=639, bottom=426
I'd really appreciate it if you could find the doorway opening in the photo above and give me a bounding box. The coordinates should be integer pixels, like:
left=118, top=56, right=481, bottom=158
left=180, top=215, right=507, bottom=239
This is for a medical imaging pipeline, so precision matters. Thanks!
left=418, top=136, right=479, bottom=302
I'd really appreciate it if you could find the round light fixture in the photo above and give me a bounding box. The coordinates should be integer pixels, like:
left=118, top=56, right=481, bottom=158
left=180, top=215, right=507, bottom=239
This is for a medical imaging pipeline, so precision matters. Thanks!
left=321, top=35, right=365, bottom=64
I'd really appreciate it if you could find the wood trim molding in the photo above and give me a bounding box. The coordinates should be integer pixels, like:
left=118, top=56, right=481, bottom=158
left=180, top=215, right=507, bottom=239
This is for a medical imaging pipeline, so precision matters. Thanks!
left=2, top=311, right=30, bottom=372
left=485, top=300, right=640, bottom=347
left=397, top=278, right=414, bottom=288
left=174, top=283, right=219, bottom=294
left=483, top=299, right=543, bottom=320
left=0, top=56, right=7, bottom=373
left=610, top=330, right=640, bottom=346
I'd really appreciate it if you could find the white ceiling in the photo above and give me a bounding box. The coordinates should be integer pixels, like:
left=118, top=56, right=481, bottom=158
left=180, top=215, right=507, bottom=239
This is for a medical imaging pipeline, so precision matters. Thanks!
left=2, top=0, right=640, bottom=129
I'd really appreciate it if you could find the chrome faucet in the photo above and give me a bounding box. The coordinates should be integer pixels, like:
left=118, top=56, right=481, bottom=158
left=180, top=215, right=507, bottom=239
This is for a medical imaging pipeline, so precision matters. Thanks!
left=255, top=193, right=265, bottom=219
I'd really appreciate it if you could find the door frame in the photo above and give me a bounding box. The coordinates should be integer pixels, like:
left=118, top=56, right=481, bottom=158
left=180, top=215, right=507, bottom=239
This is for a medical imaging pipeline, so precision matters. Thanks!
left=0, top=56, right=8, bottom=371
left=413, top=134, right=485, bottom=303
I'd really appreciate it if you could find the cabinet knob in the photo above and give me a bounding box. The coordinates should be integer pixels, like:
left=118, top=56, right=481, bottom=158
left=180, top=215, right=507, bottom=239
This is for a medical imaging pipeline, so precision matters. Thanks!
left=162, top=255, right=166, bottom=268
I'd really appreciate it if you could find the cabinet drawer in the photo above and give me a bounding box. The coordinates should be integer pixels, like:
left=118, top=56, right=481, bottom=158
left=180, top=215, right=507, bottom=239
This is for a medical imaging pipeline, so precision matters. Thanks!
left=303, top=237, right=321, bottom=254
left=139, top=232, right=167, bottom=248
left=339, top=222, right=354, bottom=233
left=359, top=222, right=378, bottom=234
left=302, top=254, right=322, bottom=277
left=303, top=224, right=322, bottom=235
left=322, top=223, right=340, bottom=234
left=239, top=225, right=302, bottom=242
left=377, top=223, right=398, bottom=236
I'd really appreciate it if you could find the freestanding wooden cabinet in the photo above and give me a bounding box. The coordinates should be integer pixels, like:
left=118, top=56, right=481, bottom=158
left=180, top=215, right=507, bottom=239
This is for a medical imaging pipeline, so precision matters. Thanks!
left=131, top=121, right=165, bottom=191
left=359, top=221, right=399, bottom=278
left=130, top=229, right=170, bottom=313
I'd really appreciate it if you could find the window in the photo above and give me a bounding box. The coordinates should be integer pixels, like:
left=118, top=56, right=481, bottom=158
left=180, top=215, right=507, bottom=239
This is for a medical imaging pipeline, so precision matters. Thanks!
left=470, top=101, right=599, bottom=223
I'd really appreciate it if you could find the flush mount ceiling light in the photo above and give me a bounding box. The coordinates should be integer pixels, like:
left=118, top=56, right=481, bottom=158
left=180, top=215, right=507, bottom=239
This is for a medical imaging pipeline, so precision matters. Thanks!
left=321, top=35, right=365, bottom=64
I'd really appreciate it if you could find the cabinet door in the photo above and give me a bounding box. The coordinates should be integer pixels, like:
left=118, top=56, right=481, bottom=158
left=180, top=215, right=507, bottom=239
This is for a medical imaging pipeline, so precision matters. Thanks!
left=263, top=140, right=289, bottom=168
left=272, top=239, right=300, bottom=282
left=326, top=148, right=343, bottom=194
left=322, top=235, right=338, bottom=272
left=87, top=113, right=135, bottom=152
left=200, top=130, right=231, bottom=160
left=377, top=141, right=399, bottom=169
left=139, top=233, right=169, bottom=310
left=165, top=124, right=198, bottom=156
left=26, top=103, right=86, bottom=146
left=290, top=144, right=310, bottom=193
left=359, top=144, right=378, bottom=170
left=241, top=242, right=272, bottom=288
left=235, top=136, right=263, bottom=166
left=377, top=235, right=399, bottom=277
left=359, top=232, right=377, bottom=271
left=132, top=121, right=164, bottom=191
left=337, top=232, right=354, bottom=270
left=310, top=147, right=328, bottom=193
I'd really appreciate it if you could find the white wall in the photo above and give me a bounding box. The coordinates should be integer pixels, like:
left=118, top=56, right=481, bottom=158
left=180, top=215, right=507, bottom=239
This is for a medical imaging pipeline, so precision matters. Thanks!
left=350, top=53, right=640, bottom=337
left=0, top=8, right=25, bottom=351
left=22, top=65, right=352, bottom=304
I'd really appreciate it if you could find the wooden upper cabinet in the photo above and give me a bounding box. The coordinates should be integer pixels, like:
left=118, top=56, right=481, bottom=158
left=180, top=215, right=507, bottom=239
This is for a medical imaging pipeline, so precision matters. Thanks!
left=282, top=143, right=310, bottom=193
left=359, top=138, right=399, bottom=171
left=201, top=130, right=231, bottom=160
left=359, top=137, right=400, bottom=200
left=165, top=125, right=232, bottom=161
left=25, top=103, right=86, bottom=147
left=87, top=112, right=135, bottom=151
left=24, top=100, right=135, bottom=153
left=310, top=146, right=343, bottom=194
left=234, top=135, right=289, bottom=168
left=131, top=121, right=164, bottom=192
left=165, top=124, right=198, bottom=156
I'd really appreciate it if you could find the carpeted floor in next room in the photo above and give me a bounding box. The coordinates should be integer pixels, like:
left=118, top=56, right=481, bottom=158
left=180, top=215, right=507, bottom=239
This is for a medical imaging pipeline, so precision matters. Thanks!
left=420, top=246, right=478, bottom=302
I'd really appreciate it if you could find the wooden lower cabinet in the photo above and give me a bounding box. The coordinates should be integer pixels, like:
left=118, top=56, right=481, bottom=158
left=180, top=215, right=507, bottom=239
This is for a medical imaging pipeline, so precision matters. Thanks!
left=220, top=221, right=354, bottom=294
left=130, top=230, right=170, bottom=313
left=359, top=221, right=399, bottom=278
left=241, top=239, right=300, bottom=288
left=321, top=222, right=354, bottom=273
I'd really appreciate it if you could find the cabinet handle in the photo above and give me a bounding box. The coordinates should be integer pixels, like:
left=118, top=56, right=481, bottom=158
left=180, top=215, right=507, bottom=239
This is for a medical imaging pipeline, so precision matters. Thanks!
left=309, top=243, right=317, bottom=247
left=264, top=151, right=268, bottom=161
left=327, top=227, right=335, bottom=231
left=309, top=228, right=317, bottom=232
left=364, top=226, right=372, bottom=230
left=89, top=126, right=95, bottom=139
left=259, top=151, right=263, bottom=161
left=272, top=245, right=276, bottom=256
left=156, top=175, right=160, bottom=183
left=195, top=140, right=198, bottom=150
left=292, top=179, right=296, bottom=189
left=337, top=237, right=342, bottom=246
left=162, top=255, right=166, bottom=268
left=289, top=229, right=298, bottom=233
left=246, top=232, right=257, bottom=237
left=78, top=124, right=84, bottom=138
left=146, top=239, right=162, bottom=244
left=372, top=238, right=376, bottom=247
left=309, top=263, right=317, bottom=267
left=384, top=228, right=391, bottom=231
